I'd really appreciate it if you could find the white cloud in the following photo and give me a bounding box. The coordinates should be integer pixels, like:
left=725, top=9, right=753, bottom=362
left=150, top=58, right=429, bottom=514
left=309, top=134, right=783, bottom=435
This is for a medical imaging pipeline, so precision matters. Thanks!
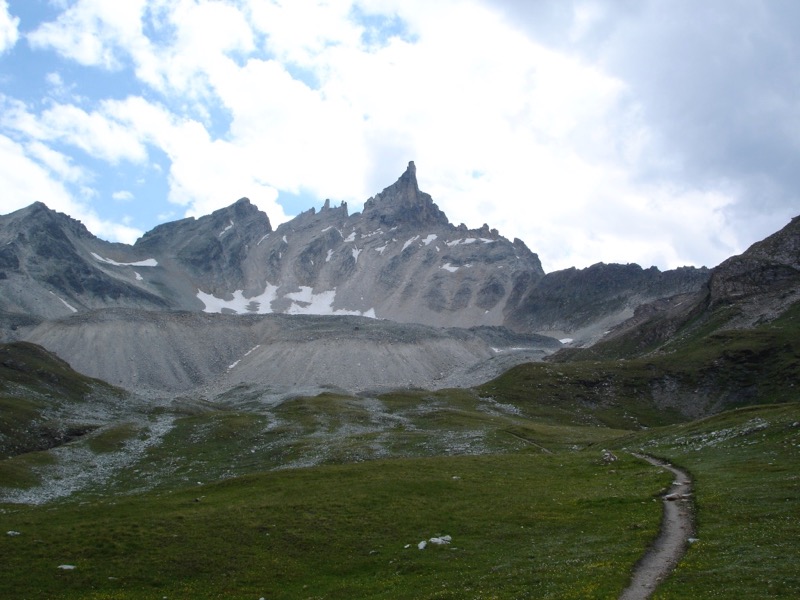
left=2, top=97, right=148, bottom=164
left=112, top=190, right=134, bottom=201
left=0, top=134, right=141, bottom=243
left=41, top=103, right=149, bottom=164
left=101, top=95, right=290, bottom=223
left=246, top=0, right=362, bottom=65
left=0, top=0, right=18, bottom=54
left=0, top=134, right=76, bottom=213
left=7, top=0, right=794, bottom=271
left=133, top=0, right=256, bottom=99
left=27, top=0, right=149, bottom=69
left=24, top=141, right=87, bottom=184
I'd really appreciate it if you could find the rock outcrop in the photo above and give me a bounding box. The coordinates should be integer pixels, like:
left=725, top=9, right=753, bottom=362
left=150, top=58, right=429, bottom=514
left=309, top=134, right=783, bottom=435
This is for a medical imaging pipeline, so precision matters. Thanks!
left=708, top=215, right=800, bottom=313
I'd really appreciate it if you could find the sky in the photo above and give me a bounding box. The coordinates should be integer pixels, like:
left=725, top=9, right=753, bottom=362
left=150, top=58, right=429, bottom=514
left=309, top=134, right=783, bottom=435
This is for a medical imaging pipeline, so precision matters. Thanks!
left=0, top=0, right=798, bottom=273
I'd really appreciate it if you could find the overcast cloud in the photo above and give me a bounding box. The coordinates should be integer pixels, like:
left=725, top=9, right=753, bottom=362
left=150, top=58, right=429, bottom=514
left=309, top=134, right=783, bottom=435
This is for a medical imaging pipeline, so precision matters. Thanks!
left=0, top=0, right=797, bottom=272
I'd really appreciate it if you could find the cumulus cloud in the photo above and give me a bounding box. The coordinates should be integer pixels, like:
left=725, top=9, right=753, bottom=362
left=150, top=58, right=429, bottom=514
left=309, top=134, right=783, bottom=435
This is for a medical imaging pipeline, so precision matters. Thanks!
left=112, top=190, right=134, bottom=201
left=101, top=95, right=289, bottom=223
left=487, top=0, right=800, bottom=265
left=0, top=0, right=18, bottom=54
left=3, top=0, right=797, bottom=271
left=27, top=0, right=148, bottom=69
left=0, top=134, right=141, bottom=243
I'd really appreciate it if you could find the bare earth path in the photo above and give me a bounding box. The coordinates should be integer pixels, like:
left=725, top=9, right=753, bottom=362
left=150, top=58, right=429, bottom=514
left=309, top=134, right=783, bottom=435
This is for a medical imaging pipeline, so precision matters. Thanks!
left=619, top=454, right=695, bottom=600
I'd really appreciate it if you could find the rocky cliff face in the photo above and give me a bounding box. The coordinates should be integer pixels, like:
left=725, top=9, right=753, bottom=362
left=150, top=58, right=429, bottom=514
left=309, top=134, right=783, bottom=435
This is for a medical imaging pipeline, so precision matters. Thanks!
left=708, top=216, right=800, bottom=310
left=0, top=202, right=169, bottom=319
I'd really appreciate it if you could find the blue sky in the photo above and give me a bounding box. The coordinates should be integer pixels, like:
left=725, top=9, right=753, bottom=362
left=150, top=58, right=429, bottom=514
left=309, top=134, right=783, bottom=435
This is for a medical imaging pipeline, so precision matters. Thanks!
left=1, top=0, right=798, bottom=272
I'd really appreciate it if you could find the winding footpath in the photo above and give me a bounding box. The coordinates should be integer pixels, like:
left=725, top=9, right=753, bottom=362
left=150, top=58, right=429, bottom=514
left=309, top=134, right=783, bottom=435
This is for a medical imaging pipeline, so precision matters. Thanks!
left=619, top=454, right=695, bottom=600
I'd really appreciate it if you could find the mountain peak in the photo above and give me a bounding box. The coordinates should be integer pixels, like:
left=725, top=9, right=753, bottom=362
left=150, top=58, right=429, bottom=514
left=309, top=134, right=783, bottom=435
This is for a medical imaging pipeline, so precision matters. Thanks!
left=362, top=161, right=450, bottom=228
left=390, top=160, right=420, bottom=202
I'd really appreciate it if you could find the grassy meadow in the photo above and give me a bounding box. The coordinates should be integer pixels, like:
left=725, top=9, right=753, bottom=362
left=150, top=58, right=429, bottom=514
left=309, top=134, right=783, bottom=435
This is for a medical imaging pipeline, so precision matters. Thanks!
left=620, top=403, right=800, bottom=599
left=1, top=450, right=669, bottom=599
left=1, top=302, right=799, bottom=598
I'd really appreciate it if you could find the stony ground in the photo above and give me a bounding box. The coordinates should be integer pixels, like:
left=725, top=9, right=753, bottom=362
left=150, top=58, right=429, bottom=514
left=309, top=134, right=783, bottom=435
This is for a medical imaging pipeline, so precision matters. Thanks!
left=21, top=310, right=561, bottom=395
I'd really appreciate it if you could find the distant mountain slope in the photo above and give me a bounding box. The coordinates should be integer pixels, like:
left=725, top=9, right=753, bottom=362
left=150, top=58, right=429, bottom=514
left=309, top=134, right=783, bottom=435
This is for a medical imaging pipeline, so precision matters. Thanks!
left=0, top=341, right=127, bottom=458
left=527, top=213, right=800, bottom=418
left=0, top=202, right=170, bottom=319
left=505, top=262, right=710, bottom=344
left=568, top=213, right=800, bottom=360
left=707, top=215, right=800, bottom=323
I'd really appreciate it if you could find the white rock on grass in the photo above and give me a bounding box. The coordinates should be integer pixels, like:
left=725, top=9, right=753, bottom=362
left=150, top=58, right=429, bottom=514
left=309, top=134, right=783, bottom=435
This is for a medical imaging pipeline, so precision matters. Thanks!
left=418, top=535, right=452, bottom=549
left=57, top=565, right=76, bottom=570
left=429, top=535, right=452, bottom=545
left=6, top=531, right=21, bottom=536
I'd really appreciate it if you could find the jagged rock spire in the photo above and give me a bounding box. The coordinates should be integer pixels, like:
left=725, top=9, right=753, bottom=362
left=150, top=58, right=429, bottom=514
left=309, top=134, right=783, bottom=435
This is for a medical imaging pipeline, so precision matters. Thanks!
left=362, top=161, right=450, bottom=228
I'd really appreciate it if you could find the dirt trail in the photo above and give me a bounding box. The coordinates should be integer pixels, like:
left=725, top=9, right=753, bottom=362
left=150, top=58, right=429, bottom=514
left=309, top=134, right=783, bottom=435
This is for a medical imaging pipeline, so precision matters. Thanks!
left=619, top=454, right=695, bottom=600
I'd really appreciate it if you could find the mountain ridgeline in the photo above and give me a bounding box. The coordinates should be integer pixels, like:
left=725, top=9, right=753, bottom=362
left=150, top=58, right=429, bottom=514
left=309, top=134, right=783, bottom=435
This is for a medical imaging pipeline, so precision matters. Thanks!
left=0, top=162, right=708, bottom=342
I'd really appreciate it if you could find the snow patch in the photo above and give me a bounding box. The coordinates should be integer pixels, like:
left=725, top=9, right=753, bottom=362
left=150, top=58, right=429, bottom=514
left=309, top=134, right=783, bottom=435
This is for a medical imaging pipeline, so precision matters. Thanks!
left=491, top=347, right=542, bottom=353
left=218, top=220, right=234, bottom=237
left=559, top=338, right=574, bottom=344
left=282, top=235, right=288, bottom=243
left=352, top=247, right=362, bottom=262
left=326, top=249, right=334, bottom=262
left=343, top=231, right=357, bottom=243
left=402, top=235, right=420, bottom=251
left=228, top=345, right=261, bottom=370
left=441, top=263, right=459, bottom=273
left=375, top=244, right=388, bottom=254
left=445, top=237, right=491, bottom=247
left=422, top=234, right=437, bottom=245
left=49, top=292, right=77, bottom=313
left=321, top=226, right=333, bottom=233
left=197, top=282, right=279, bottom=314
left=284, top=286, right=376, bottom=318
left=446, top=238, right=477, bottom=247
left=134, top=271, right=143, bottom=281
left=91, top=252, right=157, bottom=267
left=257, top=233, right=270, bottom=245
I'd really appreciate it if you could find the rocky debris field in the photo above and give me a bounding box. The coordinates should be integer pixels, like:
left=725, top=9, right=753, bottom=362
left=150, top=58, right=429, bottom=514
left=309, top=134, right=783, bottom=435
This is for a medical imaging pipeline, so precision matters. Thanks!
left=20, top=309, right=561, bottom=396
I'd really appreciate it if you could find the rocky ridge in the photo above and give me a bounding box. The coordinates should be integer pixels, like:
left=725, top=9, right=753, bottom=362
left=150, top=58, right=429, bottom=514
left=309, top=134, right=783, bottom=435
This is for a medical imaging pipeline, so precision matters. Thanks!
left=564, top=212, right=800, bottom=360
left=0, top=162, right=709, bottom=346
